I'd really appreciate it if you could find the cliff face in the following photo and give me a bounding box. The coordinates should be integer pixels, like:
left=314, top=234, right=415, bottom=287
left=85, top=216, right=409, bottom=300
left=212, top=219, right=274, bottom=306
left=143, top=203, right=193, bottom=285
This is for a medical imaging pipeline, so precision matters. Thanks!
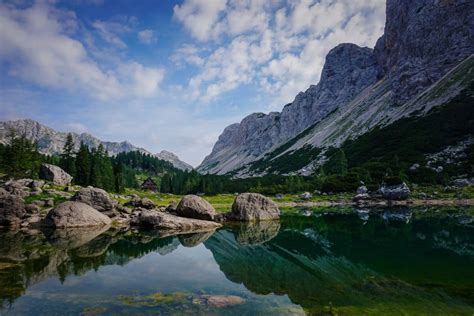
left=374, top=0, right=474, bottom=104
left=199, top=44, right=379, bottom=174
left=199, top=0, right=474, bottom=176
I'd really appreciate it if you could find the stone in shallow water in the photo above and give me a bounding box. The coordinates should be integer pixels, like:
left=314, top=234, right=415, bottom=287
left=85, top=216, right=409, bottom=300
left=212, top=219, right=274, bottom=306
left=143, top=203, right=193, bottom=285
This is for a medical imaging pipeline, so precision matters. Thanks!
left=176, top=195, right=217, bottom=221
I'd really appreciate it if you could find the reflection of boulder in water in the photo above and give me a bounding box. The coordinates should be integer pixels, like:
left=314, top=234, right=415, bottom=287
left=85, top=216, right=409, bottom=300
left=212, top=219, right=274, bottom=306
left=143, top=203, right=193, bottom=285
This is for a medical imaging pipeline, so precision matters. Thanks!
left=42, top=225, right=110, bottom=250
left=382, top=208, right=412, bottom=223
left=178, top=231, right=215, bottom=247
left=74, top=234, right=114, bottom=258
left=232, top=220, right=280, bottom=245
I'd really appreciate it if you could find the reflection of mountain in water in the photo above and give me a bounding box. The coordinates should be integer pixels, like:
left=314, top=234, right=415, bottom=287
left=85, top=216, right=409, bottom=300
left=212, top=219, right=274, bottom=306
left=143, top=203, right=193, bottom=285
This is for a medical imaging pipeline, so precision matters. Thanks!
left=204, top=212, right=474, bottom=313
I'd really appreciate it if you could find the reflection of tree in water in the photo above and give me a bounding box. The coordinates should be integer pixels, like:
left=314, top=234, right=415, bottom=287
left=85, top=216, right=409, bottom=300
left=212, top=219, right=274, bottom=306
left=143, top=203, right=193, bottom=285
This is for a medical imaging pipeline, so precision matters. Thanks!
left=0, top=228, right=184, bottom=307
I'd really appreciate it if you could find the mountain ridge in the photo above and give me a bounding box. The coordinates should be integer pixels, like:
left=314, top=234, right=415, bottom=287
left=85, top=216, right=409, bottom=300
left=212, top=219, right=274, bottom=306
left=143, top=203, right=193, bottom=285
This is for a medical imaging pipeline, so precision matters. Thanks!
left=0, top=119, right=193, bottom=171
left=198, top=0, right=474, bottom=176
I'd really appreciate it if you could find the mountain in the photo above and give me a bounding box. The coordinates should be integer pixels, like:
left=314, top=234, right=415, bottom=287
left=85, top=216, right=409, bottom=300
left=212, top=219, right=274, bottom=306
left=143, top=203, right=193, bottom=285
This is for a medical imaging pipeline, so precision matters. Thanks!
left=155, top=150, right=193, bottom=171
left=198, top=0, right=474, bottom=177
left=0, top=119, right=192, bottom=171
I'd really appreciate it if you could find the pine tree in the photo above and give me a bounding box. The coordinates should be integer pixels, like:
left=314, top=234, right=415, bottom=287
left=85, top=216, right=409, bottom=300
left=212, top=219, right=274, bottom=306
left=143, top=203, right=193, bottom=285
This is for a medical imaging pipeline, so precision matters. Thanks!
left=75, top=141, right=90, bottom=186
left=60, top=133, right=76, bottom=177
left=3, top=130, right=41, bottom=178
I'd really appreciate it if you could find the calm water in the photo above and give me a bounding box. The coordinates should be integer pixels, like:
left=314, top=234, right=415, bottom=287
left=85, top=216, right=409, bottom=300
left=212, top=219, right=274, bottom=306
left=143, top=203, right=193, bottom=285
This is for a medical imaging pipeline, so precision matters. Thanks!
left=0, top=207, right=473, bottom=315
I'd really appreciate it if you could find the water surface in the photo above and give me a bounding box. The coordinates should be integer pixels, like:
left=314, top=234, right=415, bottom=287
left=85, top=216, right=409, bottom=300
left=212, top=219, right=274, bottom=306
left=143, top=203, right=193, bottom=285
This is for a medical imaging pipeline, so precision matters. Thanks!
left=0, top=207, right=473, bottom=315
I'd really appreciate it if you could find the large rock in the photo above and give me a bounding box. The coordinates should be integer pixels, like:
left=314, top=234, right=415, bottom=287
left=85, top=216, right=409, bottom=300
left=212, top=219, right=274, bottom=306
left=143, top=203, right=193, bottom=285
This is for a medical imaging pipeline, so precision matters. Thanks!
left=4, top=180, right=30, bottom=198
left=0, top=189, right=26, bottom=226
left=39, top=163, right=72, bottom=185
left=176, top=195, right=217, bottom=221
left=43, top=201, right=112, bottom=227
left=134, top=209, right=221, bottom=233
left=379, top=182, right=411, bottom=200
left=125, top=197, right=156, bottom=209
left=72, top=187, right=117, bottom=214
left=230, top=193, right=280, bottom=221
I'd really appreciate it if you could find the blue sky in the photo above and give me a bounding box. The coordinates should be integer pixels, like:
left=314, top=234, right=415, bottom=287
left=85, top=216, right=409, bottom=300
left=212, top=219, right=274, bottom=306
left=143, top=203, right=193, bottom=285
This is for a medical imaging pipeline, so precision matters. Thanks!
left=0, top=0, right=386, bottom=166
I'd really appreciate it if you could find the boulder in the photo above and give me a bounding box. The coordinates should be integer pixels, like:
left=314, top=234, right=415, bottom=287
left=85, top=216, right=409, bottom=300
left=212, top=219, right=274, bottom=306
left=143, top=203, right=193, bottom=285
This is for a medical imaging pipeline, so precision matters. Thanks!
left=230, top=193, right=280, bottom=221
left=72, top=187, right=117, bottom=213
left=43, top=201, right=112, bottom=228
left=133, top=209, right=221, bottom=233
left=176, top=195, right=216, bottom=221
left=356, top=185, right=368, bottom=194
left=39, top=163, right=72, bottom=185
left=4, top=180, right=30, bottom=198
left=166, top=201, right=178, bottom=213
left=379, top=182, right=411, bottom=200
left=452, top=178, right=473, bottom=188
left=0, top=190, right=26, bottom=226
left=125, top=197, right=156, bottom=209
left=300, top=192, right=312, bottom=200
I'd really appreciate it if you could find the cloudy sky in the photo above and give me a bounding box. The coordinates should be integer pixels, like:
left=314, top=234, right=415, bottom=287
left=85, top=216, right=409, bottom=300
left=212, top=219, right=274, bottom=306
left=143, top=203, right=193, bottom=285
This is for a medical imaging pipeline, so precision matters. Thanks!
left=0, top=0, right=386, bottom=166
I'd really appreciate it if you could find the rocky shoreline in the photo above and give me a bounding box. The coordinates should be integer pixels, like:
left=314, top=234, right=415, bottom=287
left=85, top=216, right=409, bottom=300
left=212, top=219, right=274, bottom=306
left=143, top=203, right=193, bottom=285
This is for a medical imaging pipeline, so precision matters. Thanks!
left=1, top=164, right=473, bottom=235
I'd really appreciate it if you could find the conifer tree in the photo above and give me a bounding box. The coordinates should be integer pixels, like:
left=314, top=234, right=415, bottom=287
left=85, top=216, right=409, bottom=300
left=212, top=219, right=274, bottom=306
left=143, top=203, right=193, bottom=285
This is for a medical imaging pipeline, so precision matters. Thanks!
left=60, top=133, right=76, bottom=176
left=75, top=141, right=90, bottom=186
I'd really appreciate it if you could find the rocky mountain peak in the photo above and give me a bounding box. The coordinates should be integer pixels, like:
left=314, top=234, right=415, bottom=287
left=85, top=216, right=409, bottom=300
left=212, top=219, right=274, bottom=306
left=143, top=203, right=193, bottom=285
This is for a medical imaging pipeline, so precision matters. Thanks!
left=374, top=0, right=474, bottom=104
left=156, top=150, right=193, bottom=171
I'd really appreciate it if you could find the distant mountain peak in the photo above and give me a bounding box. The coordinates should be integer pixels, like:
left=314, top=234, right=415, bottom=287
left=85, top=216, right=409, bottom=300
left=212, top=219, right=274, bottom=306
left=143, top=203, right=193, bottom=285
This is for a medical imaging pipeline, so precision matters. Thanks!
left=0, top=119, right=193, bottom=171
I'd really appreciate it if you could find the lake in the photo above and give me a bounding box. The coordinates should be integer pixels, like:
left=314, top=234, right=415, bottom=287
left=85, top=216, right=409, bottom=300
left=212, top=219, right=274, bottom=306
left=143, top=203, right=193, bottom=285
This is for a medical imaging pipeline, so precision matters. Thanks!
left=0, top=207, right=473, bottom=315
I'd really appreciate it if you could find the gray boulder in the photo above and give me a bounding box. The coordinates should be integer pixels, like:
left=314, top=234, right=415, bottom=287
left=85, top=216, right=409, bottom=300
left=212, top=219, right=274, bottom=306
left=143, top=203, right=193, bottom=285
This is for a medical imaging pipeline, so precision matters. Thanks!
left=4, top=180, right=30, bottom=198
left=452, top=178, right=473, bottom=188
left=379, top=182, right=411, bottom=200
left=134, top=209, right=221, bottom=233
left=166, top=201, right=178, bottom=213
left=72, top=187, right=117, bottom=213
left=353, top=193, right=371, bottom=202
left=39, top=163, right=72, bottom=185
left=300, top=192, right=312, bottom=200
left=230, top=193, right=280, bottom=221
left=43, top=201, right=112, bottom=227
left=176, top=195, right=216, bottom=221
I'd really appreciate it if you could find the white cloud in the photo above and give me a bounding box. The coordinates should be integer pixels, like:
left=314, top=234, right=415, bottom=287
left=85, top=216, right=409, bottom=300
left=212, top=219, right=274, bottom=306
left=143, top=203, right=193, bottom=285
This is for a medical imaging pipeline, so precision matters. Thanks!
left=138, top=29, right=154, bottom=44
left=0, top=2, right=164, bottom=101
left=174, top=0, right=386, bottom=107
left=173, top=0, right=227, bottom=42
left=92, top=20, right=130, bottom=49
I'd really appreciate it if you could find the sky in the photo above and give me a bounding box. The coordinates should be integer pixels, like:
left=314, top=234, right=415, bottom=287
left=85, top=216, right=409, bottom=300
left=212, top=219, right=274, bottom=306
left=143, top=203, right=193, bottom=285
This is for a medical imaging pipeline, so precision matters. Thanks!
left=0, top=0, right=386, bottom=167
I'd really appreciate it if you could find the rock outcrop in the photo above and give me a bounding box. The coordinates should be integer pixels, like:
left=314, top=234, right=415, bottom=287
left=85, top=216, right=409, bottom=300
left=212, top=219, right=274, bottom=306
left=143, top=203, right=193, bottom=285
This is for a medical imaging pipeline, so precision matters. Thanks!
left=39, top=163, right=72, bottom=186
left=176, top=195, right=217, bottom=221
left=72, top=187, right=117, bottom=215
left=43, top=201, right=112, bottom=228
left=229, top=193, right=280, bottom=221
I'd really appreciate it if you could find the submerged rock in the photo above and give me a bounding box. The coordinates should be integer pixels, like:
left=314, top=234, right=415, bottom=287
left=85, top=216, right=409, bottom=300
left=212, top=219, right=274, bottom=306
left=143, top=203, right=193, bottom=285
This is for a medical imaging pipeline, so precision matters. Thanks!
left=176, top=195, right=216, bottom=221
left=43, top=201, right=112, bottom=228
left=230, top=193, right=280, bottom=221
left=133, top=209, right=221, bottom=233
left=39, top=163, right=72, bottom=185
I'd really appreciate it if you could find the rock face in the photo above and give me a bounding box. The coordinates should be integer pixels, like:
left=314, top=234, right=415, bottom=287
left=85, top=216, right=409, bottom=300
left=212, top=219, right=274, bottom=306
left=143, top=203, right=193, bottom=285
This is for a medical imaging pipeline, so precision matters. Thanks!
left=176, top=195, right=217, bottom=221
left=43, top=201, right=112, bottom=227
left=198, top=44, right=378, bottom=175
left=379, top=182, right=411, bottom=200
left=39, top=163, right=72, bottom=185
left=198, top=0, right=474, bottom=177
left=156, top=150, right=193, bottom=171
left=230, top=193, right=280, bottom=221
left=72, top=187, right=117, bottom=214
left=374, top=0, right=474, bottom=104
left=133, top=210, right=221, bottom=232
